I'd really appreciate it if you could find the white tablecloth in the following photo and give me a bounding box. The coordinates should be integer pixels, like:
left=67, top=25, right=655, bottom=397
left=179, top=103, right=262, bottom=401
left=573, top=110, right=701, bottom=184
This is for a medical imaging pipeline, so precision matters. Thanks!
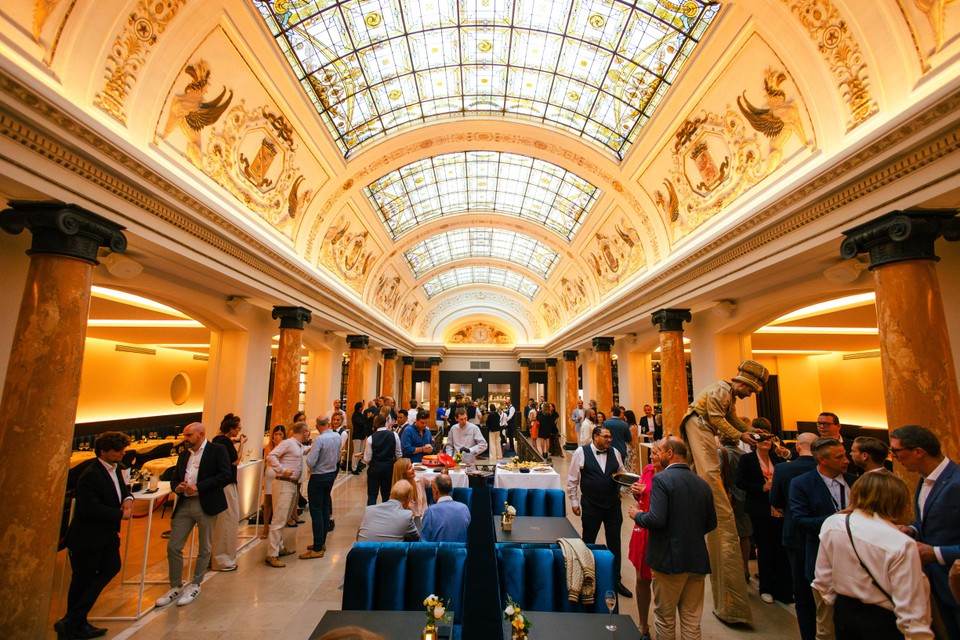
left=414, top=468, right=469, bottom=488
left=140, top=457, right=177, bottom=476
left=493, top=468, right=562, bottom=491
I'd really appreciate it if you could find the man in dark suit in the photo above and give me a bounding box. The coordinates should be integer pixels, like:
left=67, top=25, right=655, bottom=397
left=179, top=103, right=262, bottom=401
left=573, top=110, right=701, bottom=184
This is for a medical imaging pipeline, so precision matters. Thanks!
left=890, top=425, right=960, bottom=638
left=602, top=406, right=632, bottom=463
left=638, top=404, right=657, bottom=436
left=788, top=437, right=856, bottom=639
left=155, top=422, right=231, bottom=609
left=770, top=432, right=819, bottom=640
left=630, top=436, right=716, bottom=640
left=815, top=412, right=856, bottom=475
left=54, top=432, right=134, bottom=640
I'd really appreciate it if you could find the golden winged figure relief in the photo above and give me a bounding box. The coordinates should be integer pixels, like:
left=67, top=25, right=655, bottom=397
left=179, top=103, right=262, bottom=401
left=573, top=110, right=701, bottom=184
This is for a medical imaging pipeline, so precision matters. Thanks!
left=161, top=60, right=233, bottom=166
left=737, top=70, right=808, bottom=171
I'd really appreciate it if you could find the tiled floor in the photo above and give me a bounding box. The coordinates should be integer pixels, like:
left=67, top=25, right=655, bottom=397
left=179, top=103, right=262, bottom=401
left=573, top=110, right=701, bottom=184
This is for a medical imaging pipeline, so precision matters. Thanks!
left=56, top=451, right=801, bottom=639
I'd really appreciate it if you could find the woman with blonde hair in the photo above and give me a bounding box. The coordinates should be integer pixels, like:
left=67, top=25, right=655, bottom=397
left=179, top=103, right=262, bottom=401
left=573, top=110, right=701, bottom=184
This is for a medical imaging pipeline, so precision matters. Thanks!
left=392, top=458, right=426, bottom=527
left=813, top=471, right=933, bottom=639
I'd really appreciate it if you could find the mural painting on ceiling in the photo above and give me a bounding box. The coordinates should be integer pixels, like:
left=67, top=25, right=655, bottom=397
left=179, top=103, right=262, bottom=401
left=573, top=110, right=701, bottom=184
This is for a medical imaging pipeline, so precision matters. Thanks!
left=420, top=292, right=542, bottom=341
left=558, top=272, right=588, bottom=315
left=319, top=213, right=378, bottom=293
left=642, top=36, right=813, bottom=242
left=373, top=270, right=403, bottom=314
left=398, top=299, right=421, bottom=332
left=588, top=212, right=645, bottom=294
left=894, top=0, right=960, bottom=66
left=449, top=323, right=511, bottom=345
left=155, top=28, right=325, bottom=238
left=541, top=300, right=562, bottom=333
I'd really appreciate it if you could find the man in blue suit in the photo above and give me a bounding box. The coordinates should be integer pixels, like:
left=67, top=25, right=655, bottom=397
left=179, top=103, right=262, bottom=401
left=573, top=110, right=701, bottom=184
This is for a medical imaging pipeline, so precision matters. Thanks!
left=629, top=436, right=716, bottom=640
left=770, top=432, right=819, bottom=640
left=420, top=473, right=471, bottom=543
left=788, top=437, right=856, bottom=639
left=890, top=425, right=960, bottom=638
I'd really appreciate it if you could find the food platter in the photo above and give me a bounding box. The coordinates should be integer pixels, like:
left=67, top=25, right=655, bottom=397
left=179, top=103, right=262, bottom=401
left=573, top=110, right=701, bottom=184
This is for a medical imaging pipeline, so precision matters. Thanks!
left=533, top=466, right=552, bottom=472
left=612, top=472, right=641, bottom=487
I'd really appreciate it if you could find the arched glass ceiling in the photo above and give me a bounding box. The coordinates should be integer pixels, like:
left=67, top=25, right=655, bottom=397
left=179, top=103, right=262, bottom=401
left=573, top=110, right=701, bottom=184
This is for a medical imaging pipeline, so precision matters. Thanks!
left=404, top=228, right=560, bottom=279
left=365, top=151, right=599, bottom=240
left=254, top=0, right=720, bottom=158
left=423, top=266, right=541, bottom=300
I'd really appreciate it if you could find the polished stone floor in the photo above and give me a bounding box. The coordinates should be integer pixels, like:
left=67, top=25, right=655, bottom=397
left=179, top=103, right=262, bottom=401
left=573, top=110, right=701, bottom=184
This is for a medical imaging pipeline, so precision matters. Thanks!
left=52, top=450, right=801, bottom=639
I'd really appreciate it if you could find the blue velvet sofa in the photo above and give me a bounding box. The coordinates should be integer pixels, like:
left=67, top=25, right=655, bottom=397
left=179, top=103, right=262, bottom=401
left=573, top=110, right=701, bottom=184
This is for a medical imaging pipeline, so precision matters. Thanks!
left=423, top=485, right=472, bottom=507
left=494, top=543, right=616, bottom=614
left=343, top=542, right=469, bottom=623
left=490, top=488, right=566, bottom=517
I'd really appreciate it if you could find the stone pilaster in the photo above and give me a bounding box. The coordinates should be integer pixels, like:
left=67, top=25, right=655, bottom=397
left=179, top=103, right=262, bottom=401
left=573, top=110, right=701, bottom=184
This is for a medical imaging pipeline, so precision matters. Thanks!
left=592, top=337, right=615, bottom=415
left=652, top=309, right=691, bottom=439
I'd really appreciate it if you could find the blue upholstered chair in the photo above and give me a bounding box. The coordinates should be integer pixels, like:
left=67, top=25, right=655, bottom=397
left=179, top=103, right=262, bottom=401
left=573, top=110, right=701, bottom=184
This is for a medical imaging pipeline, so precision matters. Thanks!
left=343, top=542, right=469, bottom=623
left=423, top=485, right=472, bottom=507
left=490, top=488, right=566, bottom=517
left=494, top=543, right=616, bottom=614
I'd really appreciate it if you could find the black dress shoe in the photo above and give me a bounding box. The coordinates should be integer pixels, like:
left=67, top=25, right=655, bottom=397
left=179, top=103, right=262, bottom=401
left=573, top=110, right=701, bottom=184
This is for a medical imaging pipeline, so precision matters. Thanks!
left=75, top=622, right=108, bottom=639
left=53, top=618, right=75, bottom=640
left=615, top=582, right=633, bottom=598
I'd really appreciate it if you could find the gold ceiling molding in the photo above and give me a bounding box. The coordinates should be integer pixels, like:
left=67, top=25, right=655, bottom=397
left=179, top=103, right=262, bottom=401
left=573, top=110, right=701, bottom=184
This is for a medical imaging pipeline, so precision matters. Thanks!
left=420, top=291, right=541, bottom=340
left=94, top=0, right=188, bottom=124
left=552, top=90, right=960, bottom=348
left=304, top=130, right=662, bottom=262
left=0, top=69, right=412, bottom=349
left=780, top=0, right=878, bottom=131
left=38, top=0, right=77, bottom=66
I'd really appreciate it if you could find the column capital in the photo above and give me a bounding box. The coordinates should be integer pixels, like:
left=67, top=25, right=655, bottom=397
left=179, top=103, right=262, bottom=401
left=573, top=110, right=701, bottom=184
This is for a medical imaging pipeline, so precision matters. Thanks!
left=545, top=358, right=558, bottom=367
left=402, top=356, right=415, bottom=365
left=592, top=337, right=615, bottom=352
left=840, top=209, right=960, bottom=269
left=346, top=334, right=370, bottom=350
left=563, top=350, right=579, bottom=362
left=0, top=201, right=126, bottom=264
left=651, top=308, right=692, bottom=332
left=381, top=348, right=397, bottom=360
left=271, top=306, right=312, bottom=330
left=428, top=357, right=443, bottom=365
left=518, top=358, right=532, bottom=367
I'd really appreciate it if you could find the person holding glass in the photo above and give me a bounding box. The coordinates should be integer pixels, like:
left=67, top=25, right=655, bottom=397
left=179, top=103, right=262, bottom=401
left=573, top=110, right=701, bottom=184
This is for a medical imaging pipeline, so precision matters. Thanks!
left=628, top=440, right=662, bottom=640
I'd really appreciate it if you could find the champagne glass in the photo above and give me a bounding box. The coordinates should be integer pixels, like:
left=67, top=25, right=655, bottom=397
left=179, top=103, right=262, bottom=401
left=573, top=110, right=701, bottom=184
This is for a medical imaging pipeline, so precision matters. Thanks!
left=605, top=590, right=617, bottom=631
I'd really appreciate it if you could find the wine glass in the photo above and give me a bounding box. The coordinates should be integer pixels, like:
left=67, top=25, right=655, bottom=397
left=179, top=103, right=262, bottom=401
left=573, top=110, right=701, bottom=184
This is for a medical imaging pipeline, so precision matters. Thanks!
left=604, top=590, right=617, bottom=631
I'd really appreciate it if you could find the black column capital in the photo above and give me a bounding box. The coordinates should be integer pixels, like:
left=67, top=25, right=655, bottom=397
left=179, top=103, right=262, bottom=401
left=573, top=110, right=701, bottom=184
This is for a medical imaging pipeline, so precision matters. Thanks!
left=563, top=350, right=579, bottom=362
left=272, top=306, right=312, bottom=330
left=652, top=308, right=692, bottom=332
left=545, top=358, right=558, bottom=367
left=346, top=334, right=369, bottom=350
left=592, top=337, right=615, bottom=352
left=402, top=356, right=415, bottom=365
left=428, top=357, right=442, bottom=366
left=381, top=348, right=397, bottom=360
left=840, top=209, right=960, bottom=269
left=518, top=358, right=532, bottom=367
left=0, top=201, right=126, bottom=264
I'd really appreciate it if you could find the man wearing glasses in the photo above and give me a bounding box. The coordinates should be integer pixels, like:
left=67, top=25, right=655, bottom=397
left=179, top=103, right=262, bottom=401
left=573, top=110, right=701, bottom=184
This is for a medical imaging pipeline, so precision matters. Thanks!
left=890, top=425, right=960, bottom=638
left=815, top=413, right=855, bottom=476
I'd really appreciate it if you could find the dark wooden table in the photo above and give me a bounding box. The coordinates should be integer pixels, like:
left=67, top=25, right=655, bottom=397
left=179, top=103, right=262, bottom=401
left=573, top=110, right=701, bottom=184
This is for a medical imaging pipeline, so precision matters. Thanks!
left=310, top=610, right=448, bottom=639
left=503, top=611, right=642, bottom=639
left=494, top=516, right=578, bottom=543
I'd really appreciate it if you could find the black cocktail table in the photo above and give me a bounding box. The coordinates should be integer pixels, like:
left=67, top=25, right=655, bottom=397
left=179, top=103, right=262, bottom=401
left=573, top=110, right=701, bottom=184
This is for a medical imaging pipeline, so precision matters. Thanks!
left=494, top=516, right=578, bottom=543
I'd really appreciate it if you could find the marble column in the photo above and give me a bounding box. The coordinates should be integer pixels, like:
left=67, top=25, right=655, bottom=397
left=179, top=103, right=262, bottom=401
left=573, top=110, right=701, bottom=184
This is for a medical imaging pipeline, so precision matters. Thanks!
left=518, top=358, right=531, bottom=413
left=270, top=306, right=311, bottom=429
left=841, top=210, right=960, bottom=462
left=563, top=350, right=579, bottom=449
left=652, top=308, right=691, bottom=438
left=429, top=357, right=442, bottom=414
left=380, top=348, right=397, bottom=399
left=0, top=202, right=126, bottom=640
left=593, top=337, right=615, bottom=414
left=346, top=335, right=369, bottom=425
left=401, top=356, right=414, bottom=410
left=546, top=358, right=558, bottom=404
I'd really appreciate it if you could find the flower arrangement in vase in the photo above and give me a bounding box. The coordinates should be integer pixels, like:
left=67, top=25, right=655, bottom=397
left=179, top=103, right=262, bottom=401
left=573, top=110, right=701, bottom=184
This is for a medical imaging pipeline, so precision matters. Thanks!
left=422, top=593, right=451, bottom=639
left=503, top=594, right=532, bottom=639
left=501, top=502, right=517, bottom=531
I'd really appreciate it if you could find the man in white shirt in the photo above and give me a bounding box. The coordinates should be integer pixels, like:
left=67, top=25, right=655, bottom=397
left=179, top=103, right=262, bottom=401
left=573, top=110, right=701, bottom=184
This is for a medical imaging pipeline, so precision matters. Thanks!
left=578, top=408, right=597, bottom=447
left=263, top=421, right=309, bottom=567
left=503, top=400, right=517, bottom=452
left=570, top=398, right=585, bottom=441
left=327, top=398, right=348, bottom=425
left=446, top=408, right=487, bottom=458
left=567, top=425, right=632, bottom=598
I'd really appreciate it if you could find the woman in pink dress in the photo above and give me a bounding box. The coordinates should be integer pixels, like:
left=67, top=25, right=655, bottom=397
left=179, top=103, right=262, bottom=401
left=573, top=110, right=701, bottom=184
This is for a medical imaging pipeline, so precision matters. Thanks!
left=628, top=441, right=660, bottom=640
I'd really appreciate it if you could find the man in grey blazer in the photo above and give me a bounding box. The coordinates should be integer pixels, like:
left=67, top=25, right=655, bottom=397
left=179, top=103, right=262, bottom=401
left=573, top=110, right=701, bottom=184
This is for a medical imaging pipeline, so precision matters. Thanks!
left=629, top=437, right=716, bottom=640
left=357, top=481, right=420, bottom=542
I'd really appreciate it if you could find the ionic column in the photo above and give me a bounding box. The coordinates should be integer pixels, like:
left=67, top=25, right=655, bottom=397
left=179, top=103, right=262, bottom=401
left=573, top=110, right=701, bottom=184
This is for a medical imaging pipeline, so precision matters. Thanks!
left=652, top=309, right=691, bottom=438
left=429, top=357, right=442, bottom=414
left=593, top=337, right=615, bottom=414
left=563, top=350, right=579, bottom=449
left=270, top=306, right=311, bottom=428
left=841, top=210, right=960, bottom=461
left=380, top=348, right=397, bottom=399
left=346, top=335, right=369, bottom=423
left=401, top=356, right=414, bottom=410
left=518, top=358, right=531, bottom=414
left=0, top=202, right=126, bottom=640
left=546, top=357, right=558, bottom=404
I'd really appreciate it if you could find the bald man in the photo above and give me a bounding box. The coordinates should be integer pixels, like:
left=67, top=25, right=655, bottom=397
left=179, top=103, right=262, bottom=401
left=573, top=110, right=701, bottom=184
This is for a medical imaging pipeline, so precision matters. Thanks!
left=769, top=432, right=819, bottom=640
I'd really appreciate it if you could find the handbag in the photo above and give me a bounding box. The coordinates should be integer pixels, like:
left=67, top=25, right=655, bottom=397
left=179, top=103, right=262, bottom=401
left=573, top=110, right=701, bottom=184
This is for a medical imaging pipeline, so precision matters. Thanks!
left=844, top=513, right=895, bottom=605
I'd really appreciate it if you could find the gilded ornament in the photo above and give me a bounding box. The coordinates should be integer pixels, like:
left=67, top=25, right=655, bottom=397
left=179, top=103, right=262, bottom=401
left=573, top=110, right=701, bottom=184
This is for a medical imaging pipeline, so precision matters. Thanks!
left=320, top=216, right=376, bottom=292
left=365, top=12, right=383, bottom=27
left=478, top=40, right=493, bottom=52
left=588, top=14, right=606, bottom=28
left=389, top=89, right=402, bottom=100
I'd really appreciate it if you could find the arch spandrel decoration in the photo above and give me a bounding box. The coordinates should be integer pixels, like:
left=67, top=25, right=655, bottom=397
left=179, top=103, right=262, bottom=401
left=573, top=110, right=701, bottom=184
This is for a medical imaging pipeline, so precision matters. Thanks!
left=420, top=291, right=544, bottom=342
left=444, top=321, right=516, bottom=346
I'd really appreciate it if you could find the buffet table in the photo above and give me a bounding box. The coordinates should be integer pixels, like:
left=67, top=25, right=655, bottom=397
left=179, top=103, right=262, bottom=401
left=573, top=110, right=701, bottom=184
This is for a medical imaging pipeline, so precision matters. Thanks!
left=414, top=467, right=470, bottom=488
left=494, top=466, right=562, bottom=490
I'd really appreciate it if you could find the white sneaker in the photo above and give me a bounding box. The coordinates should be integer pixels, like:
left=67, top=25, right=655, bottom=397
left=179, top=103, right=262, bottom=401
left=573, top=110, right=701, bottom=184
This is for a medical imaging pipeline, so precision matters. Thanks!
left=155, top=586, right=182, bottom=607
left=176, top=583, right=201, bottom=606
